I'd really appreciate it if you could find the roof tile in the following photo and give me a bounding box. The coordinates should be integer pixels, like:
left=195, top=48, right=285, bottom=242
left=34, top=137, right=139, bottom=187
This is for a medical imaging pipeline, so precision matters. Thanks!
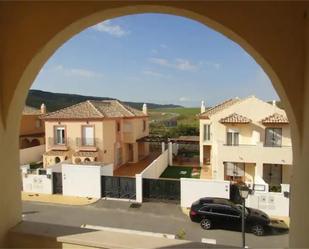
left=261, top=113, right=289, bottom=124
left=220, top=113, right=252, bottom=124
left=42, top=100, right=145, bottom=120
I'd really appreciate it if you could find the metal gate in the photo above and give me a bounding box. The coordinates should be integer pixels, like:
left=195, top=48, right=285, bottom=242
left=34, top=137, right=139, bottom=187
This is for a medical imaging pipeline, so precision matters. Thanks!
left=101, top=176, right=136, bottom=199
left=143, top=178, right=180, bottom=202
left=52, top=172, right=62, bottom=194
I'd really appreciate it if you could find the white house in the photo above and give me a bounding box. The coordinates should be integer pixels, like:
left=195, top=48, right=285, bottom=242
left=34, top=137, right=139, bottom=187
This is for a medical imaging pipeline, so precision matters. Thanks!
left=199, top=96, right=292, bottom=192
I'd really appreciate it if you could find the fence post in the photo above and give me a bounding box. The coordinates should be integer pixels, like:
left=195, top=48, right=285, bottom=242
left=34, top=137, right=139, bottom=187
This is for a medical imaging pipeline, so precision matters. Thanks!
left=168, top=142, right=173, bottom=165
left=161, top=142, right=165, bottom=153
left=135, top=174, right=143, bottom=203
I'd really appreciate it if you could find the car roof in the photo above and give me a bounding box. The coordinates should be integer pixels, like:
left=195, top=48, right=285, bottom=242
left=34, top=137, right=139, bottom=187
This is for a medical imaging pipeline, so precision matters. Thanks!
left=199, top=198, right=236, bottom=207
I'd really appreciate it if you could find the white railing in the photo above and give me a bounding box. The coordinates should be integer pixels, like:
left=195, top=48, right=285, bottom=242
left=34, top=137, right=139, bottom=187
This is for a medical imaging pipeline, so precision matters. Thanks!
left=218, top=142, right=292, bottom=165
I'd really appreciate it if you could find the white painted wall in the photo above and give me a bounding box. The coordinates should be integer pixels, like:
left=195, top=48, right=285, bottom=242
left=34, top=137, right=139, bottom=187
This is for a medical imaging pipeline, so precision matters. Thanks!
left=62, top=164, right=101, bottom=198
left=100, top=163, right=114, bottom=176
left=135, top=174, right=143, bottom=203
left=140, top=150, right=168, bottom=179
left=247, top=190, right=290, bottom=217
left=19, top=144, right=45, bottom=165
left=21, top=168, right=53, bottom=194
left=180, top=178, right=230, bottom=208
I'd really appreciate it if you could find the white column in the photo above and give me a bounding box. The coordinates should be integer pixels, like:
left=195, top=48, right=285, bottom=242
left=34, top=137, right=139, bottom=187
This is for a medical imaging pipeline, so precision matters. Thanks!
left=255, top=162, right=263, bottom=182
left=168, top=142, right=173, bottom=165
left=161, top=142, right=165, bottom=153
left=135, top=174, right=143, bottom=203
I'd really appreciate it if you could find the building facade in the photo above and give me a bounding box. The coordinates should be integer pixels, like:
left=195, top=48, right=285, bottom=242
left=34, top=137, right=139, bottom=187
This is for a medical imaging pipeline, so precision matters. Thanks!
left=42, top=100, right=149, bottom=169
left=199, top=96, right=292, bottom=191
left=19, top=104, right=46, bottom=149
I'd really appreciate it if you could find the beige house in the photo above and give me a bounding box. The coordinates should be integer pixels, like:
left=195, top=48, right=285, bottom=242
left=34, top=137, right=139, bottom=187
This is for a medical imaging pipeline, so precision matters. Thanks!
left=42, top=100, right=149, bottom=169
left=19, top=104, right=46, bottom=149
left=199, top=96, right=292, bottom=191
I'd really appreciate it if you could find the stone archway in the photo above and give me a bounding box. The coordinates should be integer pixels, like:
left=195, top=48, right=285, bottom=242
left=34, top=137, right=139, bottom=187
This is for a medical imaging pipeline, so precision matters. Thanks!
left=1, top=2, right=309, bottom=247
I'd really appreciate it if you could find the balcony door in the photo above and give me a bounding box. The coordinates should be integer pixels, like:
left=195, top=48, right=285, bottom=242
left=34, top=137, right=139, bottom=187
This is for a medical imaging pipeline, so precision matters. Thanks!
left=226, top=128, right=239, bottom=146
left=55, top=126, right=66, bottom=145
left=265, top=128, right=282, bottom=147
left=263, top=164, right=282, bottom=187
left=82, top=126, right=94, bottom=146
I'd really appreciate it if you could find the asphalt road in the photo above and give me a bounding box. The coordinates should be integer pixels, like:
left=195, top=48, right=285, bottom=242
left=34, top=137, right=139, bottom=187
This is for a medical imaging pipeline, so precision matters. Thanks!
left=22, top=200, right=289, bottom=248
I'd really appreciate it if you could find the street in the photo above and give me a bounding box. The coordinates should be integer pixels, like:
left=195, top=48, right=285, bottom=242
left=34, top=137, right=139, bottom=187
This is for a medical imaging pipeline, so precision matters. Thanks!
left=22, top=200, right=288, bottom=248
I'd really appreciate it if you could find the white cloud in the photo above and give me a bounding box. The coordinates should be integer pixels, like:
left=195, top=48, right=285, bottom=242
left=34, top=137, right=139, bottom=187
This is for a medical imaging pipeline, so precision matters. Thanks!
left=149, top=57, right=199, bottom=72
left=204, top=61, right=221, bottom=70
left=52, top=64, right=103, bottom=78
left=142, top=70, right=164, bottom=77
left=179, top=96, right=191, bottom=102
left=92, top=20, right=129, bottom=37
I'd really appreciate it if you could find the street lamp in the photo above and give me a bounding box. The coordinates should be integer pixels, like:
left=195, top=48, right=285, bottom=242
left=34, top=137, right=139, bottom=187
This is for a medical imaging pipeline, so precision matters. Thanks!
left=239, top=185, right=250, bottom=248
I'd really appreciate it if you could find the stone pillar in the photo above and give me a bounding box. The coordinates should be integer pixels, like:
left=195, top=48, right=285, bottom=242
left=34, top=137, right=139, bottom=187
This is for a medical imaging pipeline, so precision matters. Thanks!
left=135, top=174, right=143, bottom=203
left=0, top=121, right=22, bottom=245
left=168, top=142, right=173, bottom=165
left=161, top=142, right=165, bottom=153
left=255, top=162, right=263, bottom=182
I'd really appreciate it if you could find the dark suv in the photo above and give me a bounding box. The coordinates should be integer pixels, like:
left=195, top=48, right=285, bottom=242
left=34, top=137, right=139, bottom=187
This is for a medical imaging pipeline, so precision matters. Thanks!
left=189, top=197, right=270, bottom=236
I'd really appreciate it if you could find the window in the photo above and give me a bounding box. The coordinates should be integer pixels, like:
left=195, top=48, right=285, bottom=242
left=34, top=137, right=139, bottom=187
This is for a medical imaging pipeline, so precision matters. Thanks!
left=203, top=124, right=211, bottom=141
left=263, top=164, right=282, bottom=189
left=143, top=120, right=146, bottom=132
left=82, top=126, right=94, bottom=146
left=265, top=128, right=282, bottom=147
left=226, top=129, right=239, bottom=146
left=117, top=122, right=121, bottom=132
left=225, top=162, right=245, bottom=181
left=54, top=126, right=65, bottom=145
left=35, top=120, right=41, bottom=128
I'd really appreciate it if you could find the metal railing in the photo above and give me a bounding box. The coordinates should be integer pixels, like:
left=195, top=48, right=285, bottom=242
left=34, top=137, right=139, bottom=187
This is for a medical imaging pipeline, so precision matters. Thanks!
left=76, top=137, right=99, bottom=147
left=48, top=137, right=67, bottom=147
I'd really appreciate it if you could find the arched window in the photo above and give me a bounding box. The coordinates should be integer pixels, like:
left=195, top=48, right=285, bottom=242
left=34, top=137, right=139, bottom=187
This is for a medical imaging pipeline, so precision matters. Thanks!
left=55, top=157, right=61, bottom=164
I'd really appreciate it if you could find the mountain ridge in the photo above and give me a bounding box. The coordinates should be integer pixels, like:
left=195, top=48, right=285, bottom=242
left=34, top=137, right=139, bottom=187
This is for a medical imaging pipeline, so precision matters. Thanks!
left=26, top=89, right=183, bottom=112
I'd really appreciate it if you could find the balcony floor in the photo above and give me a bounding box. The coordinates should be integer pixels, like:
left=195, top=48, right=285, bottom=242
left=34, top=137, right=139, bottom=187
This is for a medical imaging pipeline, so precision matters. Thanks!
left=114, top=153, right=160, bottom=177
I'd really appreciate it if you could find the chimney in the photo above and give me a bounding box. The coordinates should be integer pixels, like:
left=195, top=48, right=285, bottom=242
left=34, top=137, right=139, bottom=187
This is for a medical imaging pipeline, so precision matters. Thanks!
left=142, top=103, right=147, bottom=115
left=40, top=103, right=46, bottom=114
left=201, top=100, right=206, bottom=113
left=272, top=100, right=276, bottom=106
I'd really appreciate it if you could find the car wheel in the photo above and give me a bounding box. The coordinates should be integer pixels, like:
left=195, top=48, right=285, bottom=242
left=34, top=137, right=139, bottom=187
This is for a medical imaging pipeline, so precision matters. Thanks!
left=200, top=218, right=212, bottom=230
left=251, top=224, right=265, bottom=236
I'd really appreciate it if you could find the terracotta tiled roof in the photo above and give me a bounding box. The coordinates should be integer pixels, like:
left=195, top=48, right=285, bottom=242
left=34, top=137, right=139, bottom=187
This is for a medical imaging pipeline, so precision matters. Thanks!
left=23, top=106, right=42, bottom=115
left=261, top=113, right=289, bottom=124
left=220, top=113, right=252, bottom=124
left=42, top=100, right=146, bottom=120
left=199, top=98, right=240, bottom=118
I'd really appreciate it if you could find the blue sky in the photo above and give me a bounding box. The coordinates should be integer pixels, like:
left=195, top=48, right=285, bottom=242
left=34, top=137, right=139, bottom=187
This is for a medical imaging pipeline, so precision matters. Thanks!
left=32, top=14, right=278, bottom=107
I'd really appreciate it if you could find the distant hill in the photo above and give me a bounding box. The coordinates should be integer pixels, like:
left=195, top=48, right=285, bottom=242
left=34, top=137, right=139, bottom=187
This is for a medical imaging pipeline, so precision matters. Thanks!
left=26, top=90, right=182, bottom=112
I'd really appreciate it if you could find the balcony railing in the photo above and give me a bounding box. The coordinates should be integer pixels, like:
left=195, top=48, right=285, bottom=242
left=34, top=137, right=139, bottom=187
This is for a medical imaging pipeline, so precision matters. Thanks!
left=76, top=137, right=98, bottom=151
left=219, top=142, right=292, bottom=165
left=48, top=137, right=68, bottom=150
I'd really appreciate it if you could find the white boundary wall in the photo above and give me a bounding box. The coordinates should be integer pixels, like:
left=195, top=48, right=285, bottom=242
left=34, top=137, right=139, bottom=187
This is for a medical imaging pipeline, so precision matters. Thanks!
left=247, top=184, right=290, bottom=217
left=100, top=164, right=113, bottom=176
left=135, top=150, right=169, bottom=203
left=181, top=178, right=230, bottom=208
left=19, top=144, right=45, bottom=165
left=140, top=150, right=169, bottom=179
left=62, top=164, right=102, bottom=198
left=21, top=167, right=53, bottom=194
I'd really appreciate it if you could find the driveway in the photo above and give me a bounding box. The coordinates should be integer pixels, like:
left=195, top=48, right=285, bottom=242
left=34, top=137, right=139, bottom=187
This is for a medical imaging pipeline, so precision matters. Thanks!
left=22, top=200, right=288, bottom=248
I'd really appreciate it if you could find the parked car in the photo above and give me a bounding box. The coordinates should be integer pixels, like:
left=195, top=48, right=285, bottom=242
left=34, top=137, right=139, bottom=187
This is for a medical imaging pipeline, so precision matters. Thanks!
left=189, top=197, right=270, bottom=236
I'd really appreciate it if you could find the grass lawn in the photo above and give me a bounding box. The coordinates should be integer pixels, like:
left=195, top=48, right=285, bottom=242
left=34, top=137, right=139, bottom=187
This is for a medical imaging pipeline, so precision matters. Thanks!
left=160, top=166, right=201, bottom=179
left=149, top=107, right=200, bottom=127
